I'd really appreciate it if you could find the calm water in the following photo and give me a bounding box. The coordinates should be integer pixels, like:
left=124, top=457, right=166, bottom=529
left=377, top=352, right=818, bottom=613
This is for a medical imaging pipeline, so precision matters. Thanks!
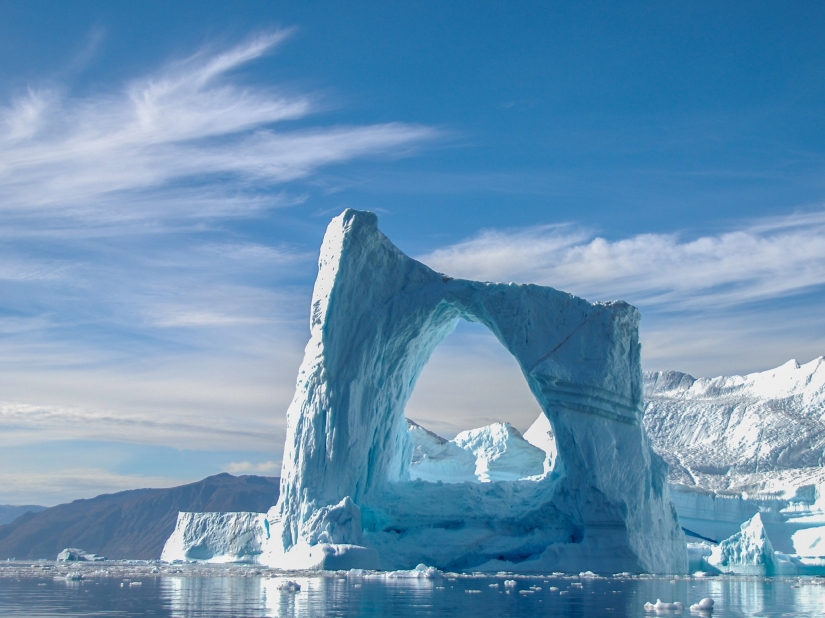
left=2, top=562, right=824, bottom=617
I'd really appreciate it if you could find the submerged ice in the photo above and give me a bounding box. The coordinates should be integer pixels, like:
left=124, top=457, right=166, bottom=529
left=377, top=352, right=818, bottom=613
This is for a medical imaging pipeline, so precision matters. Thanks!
left=254, top=209, right=686, bottom=573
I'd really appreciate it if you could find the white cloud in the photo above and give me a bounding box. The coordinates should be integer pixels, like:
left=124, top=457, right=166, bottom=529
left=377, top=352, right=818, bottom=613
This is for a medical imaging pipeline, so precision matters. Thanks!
left=415, top=211, right=825, bottom=380
left=0, top=31, right=440, bottom=504
left=226, top=461, right=281, bottom=474
left=0, top=398, right=279, bottom=452
left=420, top=210, right=825, bottom=311
left=0, top=31, right=436, bottom=224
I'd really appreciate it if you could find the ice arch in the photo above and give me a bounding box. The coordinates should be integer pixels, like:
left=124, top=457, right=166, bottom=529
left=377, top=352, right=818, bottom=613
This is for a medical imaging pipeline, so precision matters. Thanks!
left=261, top=209, right=687, bottom=573
left=405, top=320, right=551, bottom=483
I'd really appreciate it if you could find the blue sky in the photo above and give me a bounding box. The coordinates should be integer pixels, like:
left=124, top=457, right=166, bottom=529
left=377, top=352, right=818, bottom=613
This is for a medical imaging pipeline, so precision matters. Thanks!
left=2, top=1, right=825, bottom=504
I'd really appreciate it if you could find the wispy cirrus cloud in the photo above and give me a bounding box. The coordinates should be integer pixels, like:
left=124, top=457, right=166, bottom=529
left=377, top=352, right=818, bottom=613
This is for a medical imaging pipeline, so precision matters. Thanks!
left=0, top=30, right=436, bottom=225
left=420, top=210, right=825, bottom=311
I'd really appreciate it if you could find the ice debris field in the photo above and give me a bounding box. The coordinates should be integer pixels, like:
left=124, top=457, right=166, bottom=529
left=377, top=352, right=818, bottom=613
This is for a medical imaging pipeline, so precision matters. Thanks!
left=157, top=209, right=825, bottom=577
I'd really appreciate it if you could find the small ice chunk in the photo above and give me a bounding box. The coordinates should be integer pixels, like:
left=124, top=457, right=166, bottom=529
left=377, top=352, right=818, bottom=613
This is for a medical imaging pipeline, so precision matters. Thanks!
left=690, top=597, right=714, bottom=612
left=277, top=580, right=301, bottom=593
left=645, top=599, right=683, bottom=612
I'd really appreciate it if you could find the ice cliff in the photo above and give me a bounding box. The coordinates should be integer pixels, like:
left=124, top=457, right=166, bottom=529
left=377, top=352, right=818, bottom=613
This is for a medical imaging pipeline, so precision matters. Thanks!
left=259, top=208, right=687, bottom=573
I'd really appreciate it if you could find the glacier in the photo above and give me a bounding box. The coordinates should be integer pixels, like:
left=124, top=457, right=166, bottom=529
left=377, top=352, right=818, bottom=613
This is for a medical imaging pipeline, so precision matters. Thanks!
left=256, top=208, right=686, bottom=574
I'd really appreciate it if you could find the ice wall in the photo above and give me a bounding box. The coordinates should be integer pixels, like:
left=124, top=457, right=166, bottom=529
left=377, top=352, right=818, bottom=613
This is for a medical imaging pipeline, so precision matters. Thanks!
left=261, top=209, right=687, bottom=573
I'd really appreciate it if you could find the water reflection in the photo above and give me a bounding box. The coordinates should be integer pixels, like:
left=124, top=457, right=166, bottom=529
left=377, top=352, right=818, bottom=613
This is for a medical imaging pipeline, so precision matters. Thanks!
left=4, top=568, right=825, bottom=617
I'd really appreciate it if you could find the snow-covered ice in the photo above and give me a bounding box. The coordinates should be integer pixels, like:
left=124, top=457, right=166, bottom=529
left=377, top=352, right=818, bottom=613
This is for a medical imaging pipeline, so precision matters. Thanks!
left=644, top=357, right=825, bottom=495
left=641, top=358, right=825, bottom=574
left=259, top=208, right=686, bottom=574
left=523, top=412, right=558, bottom=475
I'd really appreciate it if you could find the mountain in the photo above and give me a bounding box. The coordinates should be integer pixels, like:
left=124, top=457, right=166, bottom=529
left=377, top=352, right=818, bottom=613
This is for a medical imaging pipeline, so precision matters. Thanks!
left=0, top=473, right=279, bottom=560
left=643, top=357, right=825, bottom=495
left=0, top=505, right=46, bottom=526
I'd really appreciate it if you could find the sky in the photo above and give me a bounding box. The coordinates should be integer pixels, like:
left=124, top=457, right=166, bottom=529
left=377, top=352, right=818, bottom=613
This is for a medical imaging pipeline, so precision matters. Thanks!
left=2, top=1, right=825, bottom=505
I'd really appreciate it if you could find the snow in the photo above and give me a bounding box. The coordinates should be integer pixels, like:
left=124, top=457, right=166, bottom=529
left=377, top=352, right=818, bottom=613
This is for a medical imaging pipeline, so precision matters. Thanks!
left=259, top=208, right=687, bottom=574
left=161, top=512, right=268, bottom=563
left=644, top=357, right=825, bottom=494
left=639, top=357, right=825, bottom=574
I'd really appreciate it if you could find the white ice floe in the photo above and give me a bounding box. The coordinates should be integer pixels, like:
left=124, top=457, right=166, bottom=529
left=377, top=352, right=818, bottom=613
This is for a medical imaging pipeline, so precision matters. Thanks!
left=276, top=580, right=301, bottom=592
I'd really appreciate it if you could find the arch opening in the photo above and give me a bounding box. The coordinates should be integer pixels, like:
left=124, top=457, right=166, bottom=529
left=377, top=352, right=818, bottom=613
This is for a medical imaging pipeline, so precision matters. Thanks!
left=403, top=319, right=558, bottom=484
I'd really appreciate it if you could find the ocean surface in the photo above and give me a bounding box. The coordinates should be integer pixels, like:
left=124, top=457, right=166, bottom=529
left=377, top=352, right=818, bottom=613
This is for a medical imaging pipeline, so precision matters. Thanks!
left=2, top=561, right=824, bottom=617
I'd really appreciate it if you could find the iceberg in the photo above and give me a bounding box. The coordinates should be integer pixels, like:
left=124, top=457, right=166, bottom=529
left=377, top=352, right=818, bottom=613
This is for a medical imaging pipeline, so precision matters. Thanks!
left=259, top=209, right=687, bottom=573
left=57, top=548, right=105, bottom=562
left=523, top=412, right=558, bottom=474
left=707, top=513, right=776, bottom=575
left=694, top=512, right=812, bottom=576
left=407, top=419, right=478, bottom=484
left=161, top=512, right=268, bottom=563
left=408, top=420, right=545, bottom=483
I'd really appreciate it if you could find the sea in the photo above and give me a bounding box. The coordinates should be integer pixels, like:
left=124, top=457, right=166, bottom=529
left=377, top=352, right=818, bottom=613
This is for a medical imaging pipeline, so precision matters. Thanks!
left=1, top=561, right=823, bottom=617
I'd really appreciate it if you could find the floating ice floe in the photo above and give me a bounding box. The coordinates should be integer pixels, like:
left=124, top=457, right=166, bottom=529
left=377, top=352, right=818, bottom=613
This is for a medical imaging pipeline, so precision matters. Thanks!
left=644, top=599, right=684, bottom=612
